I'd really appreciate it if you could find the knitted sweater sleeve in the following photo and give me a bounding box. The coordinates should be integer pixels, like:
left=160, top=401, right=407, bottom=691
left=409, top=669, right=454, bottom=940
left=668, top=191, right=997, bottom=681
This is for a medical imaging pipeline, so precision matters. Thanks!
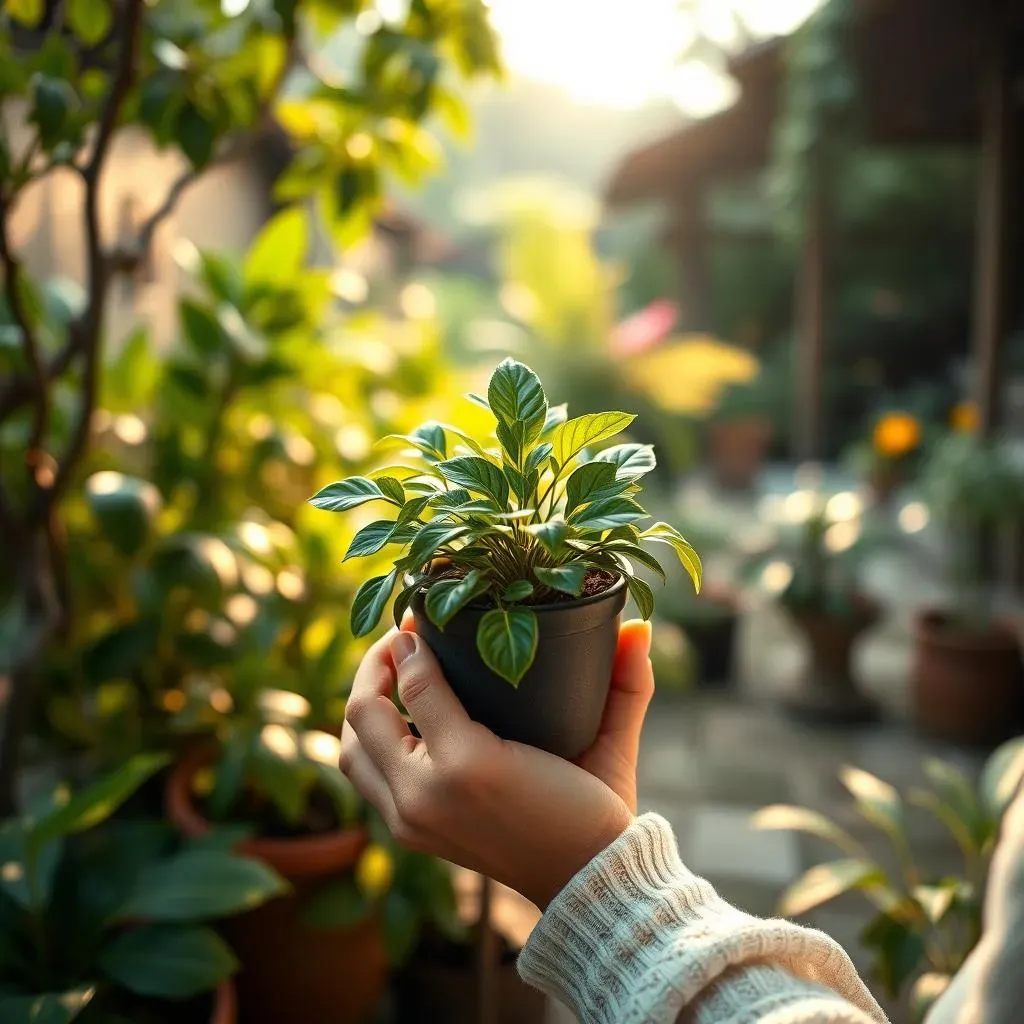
left=518, top=814, right=889, bottom=1024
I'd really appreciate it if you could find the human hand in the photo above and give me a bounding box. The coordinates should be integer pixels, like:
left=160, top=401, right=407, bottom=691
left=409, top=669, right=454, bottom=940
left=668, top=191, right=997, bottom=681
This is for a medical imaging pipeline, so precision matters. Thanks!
left=339, top=619, right=654, bottom=909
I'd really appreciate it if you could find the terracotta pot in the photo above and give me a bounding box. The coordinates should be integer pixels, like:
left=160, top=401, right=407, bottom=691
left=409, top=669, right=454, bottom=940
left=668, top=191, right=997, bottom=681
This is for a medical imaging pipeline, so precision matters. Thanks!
left=911, top=611, right=1024, bottom=746
left=709, top=417, right=773, bottom=491
left=211, top=980, right=237, bottom=1024
left=784, top=598, right=879, bottom=723
left=166, top=747, right=387, bottom=1024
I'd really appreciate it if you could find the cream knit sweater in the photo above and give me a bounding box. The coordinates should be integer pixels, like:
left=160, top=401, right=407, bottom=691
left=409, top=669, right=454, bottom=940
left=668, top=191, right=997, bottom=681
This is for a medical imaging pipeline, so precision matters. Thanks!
left=519, top=794, right=1024, bottom=1024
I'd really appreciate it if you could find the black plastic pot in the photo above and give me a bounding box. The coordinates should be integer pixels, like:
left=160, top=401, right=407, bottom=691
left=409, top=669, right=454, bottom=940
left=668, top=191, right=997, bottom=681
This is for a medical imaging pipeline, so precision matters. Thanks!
left=683, top=611, right=738, bottom=688
left=410, top=575, right=627, bottom=759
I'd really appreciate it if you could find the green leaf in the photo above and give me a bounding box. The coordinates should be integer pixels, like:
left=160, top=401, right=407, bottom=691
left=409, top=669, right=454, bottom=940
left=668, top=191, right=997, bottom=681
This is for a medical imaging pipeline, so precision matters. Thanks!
left=115, top=850, right=288, bottom=922
left=526, top=519, right=569, bottom=556
left=552, top=412, right=636, bottom=466
left=309, top=477, right=399, bottom=512
left=625, top=575, right=654, bottom=620
left=397, top=496, right=432, bottom=524
left=568, top=496, right=647, bottom=530
left=67, top=0, right=110, bottom=44
left=860, top=914, right=927, bottom=998
left=392, top=580, right=420, bottom=629
left=344, top=521, right=397, bottom=561
left=406, top=523, right=470, bottom=571
left=839, top=766, right=905, bottom=842
left=412, top=422, right=447, bottom=460
left=351, top=570, right=399, bottom=637
left=244, top=206, right=307, bottom=286
left=465, top=392, right=492, bottom=412
left=86, top=474, right=161, bottom=558
left=99, top=924, right=238, bottom=998
left=30, top=754, right=170, bottom=853
left=778, top=859, right=883, bottom=917
left=179, top=299, right=223, bottom=355
left=0, top=986, right=95, bottom=1024
left=176, top=102, right=216, bottom=169
left=981, top=737, right=1024, bottom=819
left=380, top=433, right=445, bottom=463
left=383, top=890, right=420, bottom=964
left=424, top=570, right=490, bottom=629
left=439, top=423, right=490, bottom=459
left=640, top=522, right=703, bottom=593
left=29, top=75, right=72, bottom=149
left=540, top=403, right=568, bottom=438
left=5, top=0, right=43, bottom=26
left=300, top=876, right=371, bottom=930
left=477, top=608, right=538, bottom=686
left=534, top=563, right=586, bottom=597
left=502, top=580, right=534, bottom=602
left=564, top=462, right=620, bottom=515
left=375, top=476, right=406, bottom=505
left=486, top=359, right=547, bottom=442
left=524, top=442, right=553, bottom=478
left=912, top=883, right=956, bottom=924
left=750, top=805, right=864, bottom=857
left=0, top=820, right=62, bottom=911
left=437, top=456, right=509, bottom=507
left=917, top=758, right=986, bottom=851
left=601, top=542, right=667, bottom=582
left=593, top=443, right=657, bottom=480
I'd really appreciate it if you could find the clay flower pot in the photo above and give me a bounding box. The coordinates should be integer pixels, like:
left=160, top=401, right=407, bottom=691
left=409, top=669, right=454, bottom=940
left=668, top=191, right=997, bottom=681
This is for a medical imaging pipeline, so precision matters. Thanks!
left=166, top=747, right=387, bottom=1024
left=411, top=575, right=627, bottom=759
left=783, top=598, right=879, bottom=723
left=911, top=611, right=1024, bottom=745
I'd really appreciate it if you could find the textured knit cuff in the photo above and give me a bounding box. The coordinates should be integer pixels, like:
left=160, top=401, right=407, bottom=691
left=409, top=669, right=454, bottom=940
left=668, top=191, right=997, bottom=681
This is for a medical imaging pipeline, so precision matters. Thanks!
left=518, top=814, right=887, bottom=1024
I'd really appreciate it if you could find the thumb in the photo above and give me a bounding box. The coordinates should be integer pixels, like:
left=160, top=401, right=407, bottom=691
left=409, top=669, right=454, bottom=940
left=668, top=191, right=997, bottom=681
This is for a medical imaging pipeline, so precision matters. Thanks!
left=389, top=631, right=469, bottom=748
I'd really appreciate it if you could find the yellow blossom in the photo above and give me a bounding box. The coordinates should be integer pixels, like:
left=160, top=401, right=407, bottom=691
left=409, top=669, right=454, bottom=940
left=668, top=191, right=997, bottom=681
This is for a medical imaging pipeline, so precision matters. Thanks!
left=356, top=844, right=394, bottom=897
left=872, top=413, right=921, bottom=458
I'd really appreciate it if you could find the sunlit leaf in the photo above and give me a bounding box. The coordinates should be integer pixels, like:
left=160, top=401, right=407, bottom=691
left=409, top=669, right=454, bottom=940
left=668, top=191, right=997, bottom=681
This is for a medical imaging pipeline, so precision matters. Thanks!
left=778, top=859, right=882, bottom=917
left=751, top=804, right=864, bottom=857
left=245, top=206, right=307, bottom=286
left=437, top=456, right=509, bottom=507
left=309, top=477, right=400, bottom=512
left=487, top=358, right=547, bottom=444
left=625, top=575, right=654, bottom=620
left=477, top=607, right=538, bottom=686
left=640, top=522, right=702, bottom=592
left=552, top=412, right=635, bottom=466
left=564, top=461, right=620, bottom=515
left=593, top=443, right=657, bottom=480
left=67, top=0, right=110, bottom=44
left=839, top=765, right=904, bottom=841
left=344, top=521, right=398, bottom=561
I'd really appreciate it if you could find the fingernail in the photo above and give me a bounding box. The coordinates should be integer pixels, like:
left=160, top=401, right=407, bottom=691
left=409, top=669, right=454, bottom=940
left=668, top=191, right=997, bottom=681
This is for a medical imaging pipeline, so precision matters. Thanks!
left=391, top=631, right=417, bottom=666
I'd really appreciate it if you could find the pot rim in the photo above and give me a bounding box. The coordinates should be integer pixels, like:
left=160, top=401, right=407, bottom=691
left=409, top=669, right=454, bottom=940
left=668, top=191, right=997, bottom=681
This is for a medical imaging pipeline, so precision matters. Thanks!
left=165, top=746, right=367, bottom=880
left=404, top=570, right=627, bottom=614
left=915, top=608, right=1021, bottom=651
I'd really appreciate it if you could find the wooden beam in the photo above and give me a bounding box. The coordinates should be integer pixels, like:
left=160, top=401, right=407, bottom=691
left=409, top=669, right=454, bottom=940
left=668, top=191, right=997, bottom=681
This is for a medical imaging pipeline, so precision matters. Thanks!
left=972, top=0, right=1016, bottom=437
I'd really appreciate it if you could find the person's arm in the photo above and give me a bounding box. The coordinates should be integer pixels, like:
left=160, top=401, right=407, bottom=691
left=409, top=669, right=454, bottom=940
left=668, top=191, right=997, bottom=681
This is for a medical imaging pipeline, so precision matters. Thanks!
left=519, top=814, right=887, bottom=1024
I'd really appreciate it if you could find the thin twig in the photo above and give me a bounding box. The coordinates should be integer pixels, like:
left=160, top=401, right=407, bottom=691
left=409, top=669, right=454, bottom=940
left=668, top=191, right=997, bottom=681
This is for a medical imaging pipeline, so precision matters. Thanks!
left=44, top=0, right=145, bottom=512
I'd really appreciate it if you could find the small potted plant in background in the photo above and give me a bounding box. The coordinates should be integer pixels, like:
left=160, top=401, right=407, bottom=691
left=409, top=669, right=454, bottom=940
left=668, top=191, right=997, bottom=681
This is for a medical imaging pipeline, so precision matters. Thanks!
left=844, top=410, right=923, bottom=506
left=753, top=735, right=1024, bottom=1021
left=912, top=433, right=1024, bottom=745
left=165, top=685, right=388, bottom=1024
left=309, top=359, right=702, bottom=759
left=0, top=755, right=287, bottom=1024
left=746, top=495, right=885, bottom=722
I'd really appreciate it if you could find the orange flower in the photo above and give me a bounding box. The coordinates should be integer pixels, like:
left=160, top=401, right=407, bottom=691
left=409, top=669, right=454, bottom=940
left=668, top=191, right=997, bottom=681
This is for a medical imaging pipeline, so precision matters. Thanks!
left=950, top=401, right=978, bottom=433
left=872, top=413, right=921, bottom=458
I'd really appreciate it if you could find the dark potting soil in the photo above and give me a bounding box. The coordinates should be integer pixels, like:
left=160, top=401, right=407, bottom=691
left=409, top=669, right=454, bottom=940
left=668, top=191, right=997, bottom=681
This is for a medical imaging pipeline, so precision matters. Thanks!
left=201, top=785, right=341, bottom=839
left=429, top=566, right=619, bottom=606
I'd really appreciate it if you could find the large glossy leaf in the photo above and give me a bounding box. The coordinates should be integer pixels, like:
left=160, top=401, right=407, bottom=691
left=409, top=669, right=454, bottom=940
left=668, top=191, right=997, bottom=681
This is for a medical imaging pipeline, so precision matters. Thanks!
left=625, top=575, right=654, bottom=620
left=350, top=570, right=399, bottom=637
left=344, top=521, right=397, bottom=561
left=436, top=457, right=509, bottom=507
left=30, top=754, right=170, bottom=853
left=552, top=412, right=635, bottom=466
left=424, top=570, right=490, bottom=629
left=502, top=580, right=534, bottom=602
left=245, top=206, right=307, bottom=286
left=309, top=477, right=400, bottom=512
left=778, top=858, right=883, bottom=917
left=601, top=541, right=667, bottom=582
left=593, top=443, right=657, bottom=479
left=477, top=608, right=538, bottom=686
left=640, top=522, right=703, bottom=593
left=486, top=359, right=547, bottom=442
left=564, top=462, right=620, bottom=515
left=526, top=520, right=569, bottom=556
left=750, top=805, right=864, bottom=857
left=115, top=850, right=288, bottom=922
left=568, top=496, right=647, bottom=530
left=99, top=924, right=238, bottom=998
left=534, top=563, right=586, bottom=597
left=406, top=523, right=470, bottom=571
left=0, top=986, right=95, bottom=1024
left=375, top=477, right=406, bottom=505
left=839, top=766, right=905, bottom=842
left=301, top=876, right=372, bottom=930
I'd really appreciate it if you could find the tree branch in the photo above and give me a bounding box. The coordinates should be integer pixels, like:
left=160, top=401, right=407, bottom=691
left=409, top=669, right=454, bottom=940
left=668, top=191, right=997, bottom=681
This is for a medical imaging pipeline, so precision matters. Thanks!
left=43, top=0, right=145, bottom=513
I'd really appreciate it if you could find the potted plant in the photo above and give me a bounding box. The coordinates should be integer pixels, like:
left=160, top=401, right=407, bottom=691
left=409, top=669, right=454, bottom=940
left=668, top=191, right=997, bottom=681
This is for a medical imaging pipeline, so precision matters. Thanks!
left=912, top=434, right=1024, bottom=745
left=0, top=754, right=287, bottom=1024
left=844, top=411, right=923, bottom=505
left=309, top=359, right=702, bottom=758
left=746, top=497, right=886, bottom=722
left=753, top=735, right=1024, bottom=1020
left=164, top=685, right=393, bottom=1023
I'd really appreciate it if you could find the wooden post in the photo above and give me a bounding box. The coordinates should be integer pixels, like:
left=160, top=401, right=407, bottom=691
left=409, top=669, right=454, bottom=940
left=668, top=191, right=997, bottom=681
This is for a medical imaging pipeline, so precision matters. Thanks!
left=475, top=874, right=499, bottom=1024
left=793, top=178, right=829, bottom=462
left=972, top=0, right=1016, bottom=437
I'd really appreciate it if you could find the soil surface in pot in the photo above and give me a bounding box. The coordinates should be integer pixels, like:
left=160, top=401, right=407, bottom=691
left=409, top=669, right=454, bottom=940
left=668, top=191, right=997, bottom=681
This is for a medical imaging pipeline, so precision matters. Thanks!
left=431, top=566, right=618, bottom=605
left=198, top=785, right=342, bottom=839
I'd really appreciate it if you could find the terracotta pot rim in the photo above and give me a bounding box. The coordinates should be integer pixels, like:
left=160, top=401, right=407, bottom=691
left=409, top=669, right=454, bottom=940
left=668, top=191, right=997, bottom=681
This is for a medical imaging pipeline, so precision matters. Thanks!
left=165, top=746, right=367, bottom=878
left=211, top=979, right=237, bottom=1024
left=915, top=609, right=1021, bottom=651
